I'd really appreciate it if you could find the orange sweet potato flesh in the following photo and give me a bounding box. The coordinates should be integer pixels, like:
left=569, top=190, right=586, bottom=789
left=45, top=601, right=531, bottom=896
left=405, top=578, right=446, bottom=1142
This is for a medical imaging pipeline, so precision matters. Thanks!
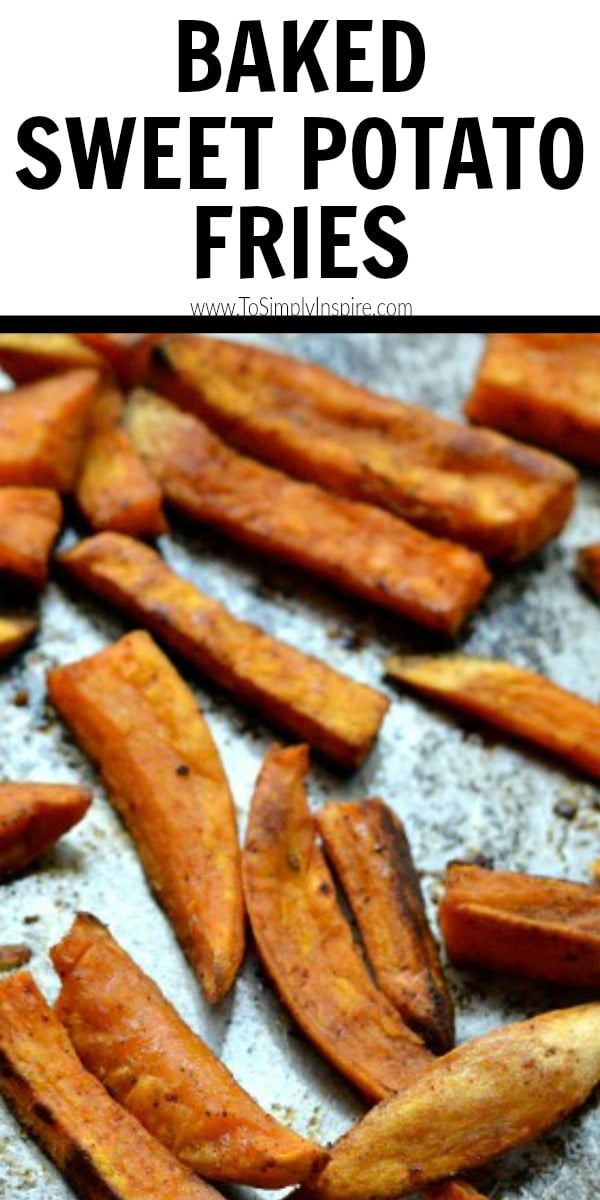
left=0, top=487, right=62, bottom=587
left=0, top=945, right=31, bottom=971
left=0, top=970, right=221, bottom=1200
left=385, top=654, right=600, bottom=782
left=57, top=532, right=389, bottom=771
left=578, top=543, right=600, bottom=601
left=78, top=334, right=165, bottom=387
left=147, top=335, right=577, bottom=562
left=243, top=745, right=433, bottom=1103
left=47, top=630, right=244, bottom=1004
left=0, top=333, right=104, bottom=383
left=299, top=1002, right=600, bottom=1200
left=125, top=390, right=491, bottom=637
left=0, top=614, right=37, bottom=663
left=317, top=800, right=454, bottom=1053
left=0, top=370, right=100, bottom=490
left=466, top=333, right=600, bottom=466
left=75, top=383, right=167, bottom=538
left=440, top=862, right=600, bottom=988
left=0, top=782, right=91, bottom=878
left=52, top=913, right=326, bottom=1188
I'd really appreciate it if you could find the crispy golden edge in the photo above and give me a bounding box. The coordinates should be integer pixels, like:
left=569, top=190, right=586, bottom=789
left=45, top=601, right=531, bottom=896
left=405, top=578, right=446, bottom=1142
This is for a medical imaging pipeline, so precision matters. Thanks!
left=0, top=615, right=37, bottom=663
left=52, top=913, right=327, bottom=1188
left=0, top=970, right=221, bottom=1200
left=58, top=531, right=389, bottom=770
left=243, top=745, right=432, bottom=1103
left=47, top=630, right=244, bottom=1004
left=0, top=333, right=104, bottom=383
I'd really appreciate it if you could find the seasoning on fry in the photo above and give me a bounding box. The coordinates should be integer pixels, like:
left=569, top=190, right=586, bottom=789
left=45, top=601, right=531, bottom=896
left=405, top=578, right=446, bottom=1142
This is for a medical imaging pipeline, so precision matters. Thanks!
left=0, top=783, right=91, bottom=878
left=0, top=370, right=100, bottom=490
left=0, top=332, right=103, bottom=383
left=0, top=487, right=62, bottom=588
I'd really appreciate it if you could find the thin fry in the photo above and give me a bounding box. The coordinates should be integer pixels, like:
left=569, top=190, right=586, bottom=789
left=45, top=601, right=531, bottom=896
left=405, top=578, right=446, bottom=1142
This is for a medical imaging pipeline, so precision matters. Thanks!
left=385, top=653, right=600, bottom=781
left=146, top=335, right=577, bottom=561
left=0, top=369, right=100, bottom=490
left=0, top=782, right=91, bottom=877
left=0, top=487, right=62, bottom=588
left=299, top=1003, right=600, bottom=1200
left=125, top=389, right=491, bottom=637
left=47, top=630, right=244, bottom=1003
left=58, top=532, right=389, bottom=770
left=317, top=799, right=454, bottom=1052
left=0, top=333, right=104, bottom=383
left=243, top=745, right=433, bottom=1103
left=52, top=913, right=326, bottom=1188
left=0, top=970, right=221, bottom=1200
left=466, top=333, right=600, bottom=465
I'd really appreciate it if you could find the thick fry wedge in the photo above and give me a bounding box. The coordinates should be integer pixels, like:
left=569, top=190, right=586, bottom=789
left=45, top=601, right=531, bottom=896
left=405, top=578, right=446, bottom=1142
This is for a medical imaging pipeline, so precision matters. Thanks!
left=299, top=1003, right=600, bottom=1200
left=0, top=487, right=62, bottom=587
left=147, top=336, right=577, bottom=562
left=47, top=630, right=244, bottom=1003
left=578, top=543, right=600, bottom=601
left=52, top=913, right=326, bottom=1188
left=125, top=390, right=491, bottom=637
left=0, top=370, right=100, bottom=490
left=440, top=862, right=600, bottom=988
left=0, top=945, right=31, bottom=971
left=0, top=333, right=104, bottom=383
left=57, top=532, right=389, bottom=770
left=317, top=800, right=454, bottom=1052
left=78, top=333, right=165, bottom=386
left=466, top=333, right=600, bottom=465
left=385, top=654, right=600, bottom=781
left=0, top=782, right=91, bottom=877
left=243, top=745, right=433, bottom=1102
left=75, top=383, right=167, bottom=538
left=0, top=614, right=37, bottom=663
left=0, top=971, right=221, bottom=1200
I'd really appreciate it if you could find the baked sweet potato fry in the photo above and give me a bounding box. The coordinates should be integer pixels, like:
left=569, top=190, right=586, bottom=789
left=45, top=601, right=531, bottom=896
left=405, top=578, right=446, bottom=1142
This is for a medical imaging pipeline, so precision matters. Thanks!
left=440, top=862, right=600, bottom=988
left=0, top=487, right=62, bottom=588
left=0, top=782, right=91, bottom=877
left=57, top=532, right=389, bottom=770
left=578, top=543, right=600, bottom=601
left=0, top=614, right=37, bottom=663
left=0, top=945, right=31, bottom=971
left=52, top=913, right=326, bottom=1188
left=78, top=334, right=165, bottom=387
left=427, top=1184, right=489, bottom=1200
left=385, top=654, right=600, bottom=782
left=298, top=1002, right=600, bottom=1200
left=243, top=745, right=433, bottom=1102
left=125, top=390, right=491, bottom=637
left=317, top=800, right=454, bottom=1052
left=47, top=630, right=244, bottom=1003
left=466, top=334, right=600, bottom=465
left=0, top=970, right=221, bottom=1200
left=147, top=336, right=577, bottom=562
left=0, top=333, right=104, bottom=383
left=0, top=370, right=100, bottom=490
left=75, top=383, right=167, bottom=538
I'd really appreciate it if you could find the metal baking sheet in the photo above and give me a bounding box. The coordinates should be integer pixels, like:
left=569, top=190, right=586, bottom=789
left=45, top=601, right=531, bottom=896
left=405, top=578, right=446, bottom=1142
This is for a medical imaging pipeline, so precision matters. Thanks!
left=1, top=332, right=600, bottom=1200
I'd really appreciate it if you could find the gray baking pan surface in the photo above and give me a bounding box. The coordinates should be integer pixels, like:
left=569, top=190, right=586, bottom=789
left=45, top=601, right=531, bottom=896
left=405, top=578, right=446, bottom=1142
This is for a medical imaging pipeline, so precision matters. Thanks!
left=1, top=333, right=599, bottom=1200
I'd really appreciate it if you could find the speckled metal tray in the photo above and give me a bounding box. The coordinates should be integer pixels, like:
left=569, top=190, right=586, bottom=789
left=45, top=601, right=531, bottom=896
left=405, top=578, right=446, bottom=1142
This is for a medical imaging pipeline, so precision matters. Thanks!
left=1, top=333, right=600, bottom=1200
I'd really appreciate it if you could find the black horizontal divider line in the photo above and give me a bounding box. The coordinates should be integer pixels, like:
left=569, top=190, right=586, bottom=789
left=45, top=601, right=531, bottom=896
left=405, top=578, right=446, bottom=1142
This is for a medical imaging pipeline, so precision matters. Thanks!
left=0, top=316, right=599, bottom=333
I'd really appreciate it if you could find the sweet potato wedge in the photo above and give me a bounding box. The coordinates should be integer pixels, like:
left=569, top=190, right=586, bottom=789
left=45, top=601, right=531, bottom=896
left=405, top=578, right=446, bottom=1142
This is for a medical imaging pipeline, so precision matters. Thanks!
left=57, top=532, right=389, bottom=771
left=125, top=390, right=491, bottom=637
left=317, top=800, right=454, bottom=1052
left=147, top=336, right=577, bottom=562
left=0, top=487, right=62, bottom=588
left=78, top=333, right=165, bottom=386
left=52, top=913, right=326, bottom=1188
left=243, top=745, right=433, bottom=1102
left=75, top=383, right=167, bottom=538
left=466, top=333, right=600, bottom=465
left=47, top=631, right=244, bottom=1003
left=0, top=614, right=37, bottom=663
left=385, top=654, right=600, bottom=782
left=0, top=782, right=91, bottom=877
left=0, top=370, right=100, bottom=490
left=0, top=970, right=221, bottom=1200
left=0, top=333, right=104, bottom=383
left=299, top=1002, right=600, bottom=1200
left=0, top=944, right=31, bottom=971
left=578, top=543, right=600, bottom=601
left=440, top=862, right=600, bottom=988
